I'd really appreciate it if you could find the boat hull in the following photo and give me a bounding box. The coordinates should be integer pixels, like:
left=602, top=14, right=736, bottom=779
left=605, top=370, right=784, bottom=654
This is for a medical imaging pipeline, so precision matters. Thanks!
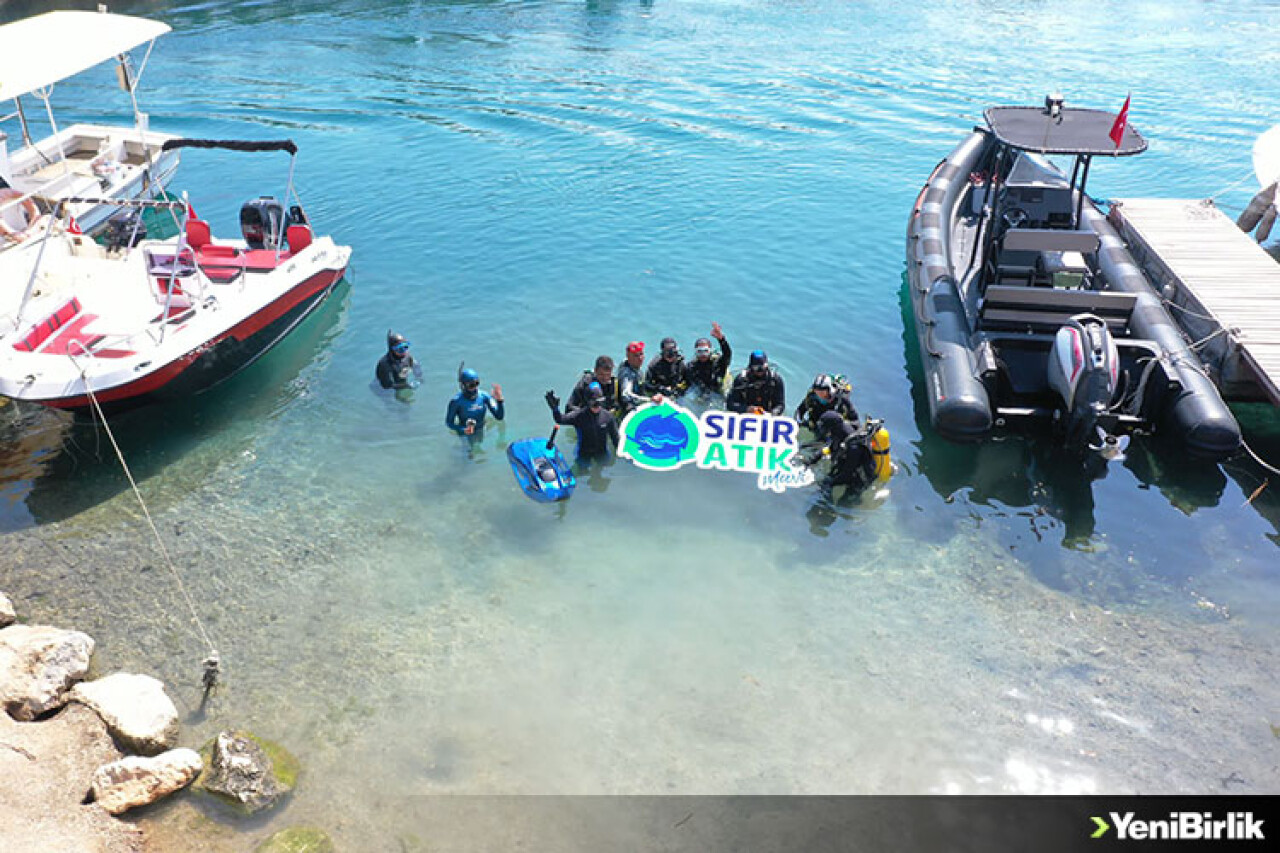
left=905, top=129, right=1241, bottom=459
left=32, top=265, right=346, bottom=414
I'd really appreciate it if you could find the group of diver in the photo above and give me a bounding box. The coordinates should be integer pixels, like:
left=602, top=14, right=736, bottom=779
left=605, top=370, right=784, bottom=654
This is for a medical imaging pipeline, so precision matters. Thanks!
left=376, top=323, right=888, bottom=501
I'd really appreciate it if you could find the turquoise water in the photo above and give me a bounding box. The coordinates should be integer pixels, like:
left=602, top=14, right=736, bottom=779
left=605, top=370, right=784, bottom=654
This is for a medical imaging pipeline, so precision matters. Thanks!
left=2, top=0, right=1280, bottom=847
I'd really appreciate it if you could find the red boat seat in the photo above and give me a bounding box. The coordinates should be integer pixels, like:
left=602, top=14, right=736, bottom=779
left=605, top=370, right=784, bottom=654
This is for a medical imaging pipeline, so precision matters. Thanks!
left=186, top=218, right=212, bottom=250
left=286, top=224, right=312, bottom=254
left=242, top=249, right=289, bottom=271
left=13, top=297, right=82, bottom=352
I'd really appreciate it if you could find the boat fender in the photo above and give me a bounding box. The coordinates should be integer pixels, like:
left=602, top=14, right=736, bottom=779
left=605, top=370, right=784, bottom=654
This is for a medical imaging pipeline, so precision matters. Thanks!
left=0, top=189, right=40, bottom=243
left=1256, top=203, right=1277, bottom=243
left=1237, top=182, right=1276, bottom=233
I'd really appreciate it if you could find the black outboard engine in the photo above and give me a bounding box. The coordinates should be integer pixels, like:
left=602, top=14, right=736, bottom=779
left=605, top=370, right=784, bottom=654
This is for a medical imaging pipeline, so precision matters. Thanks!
left=103, top=208, right=146, bottom=251
left=239, top=196, right=284, bottom=250
left=1047, top=314, right=1120, bottom=452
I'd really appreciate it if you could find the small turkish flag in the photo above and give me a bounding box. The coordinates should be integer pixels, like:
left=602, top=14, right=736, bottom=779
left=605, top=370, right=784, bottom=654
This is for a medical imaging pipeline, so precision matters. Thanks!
left=1109, top=95, right=1131, bottom=148
left=67, top=215, right=82, bottom=235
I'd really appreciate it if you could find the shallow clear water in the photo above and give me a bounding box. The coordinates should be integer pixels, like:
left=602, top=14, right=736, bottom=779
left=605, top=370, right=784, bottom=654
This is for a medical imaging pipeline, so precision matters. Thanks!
left=2, top=0, right=1279, bottom=847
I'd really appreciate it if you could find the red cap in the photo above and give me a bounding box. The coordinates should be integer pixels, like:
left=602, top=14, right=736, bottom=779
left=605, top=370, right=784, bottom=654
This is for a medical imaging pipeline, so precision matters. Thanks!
left=626, top=341, right=645, bottom=354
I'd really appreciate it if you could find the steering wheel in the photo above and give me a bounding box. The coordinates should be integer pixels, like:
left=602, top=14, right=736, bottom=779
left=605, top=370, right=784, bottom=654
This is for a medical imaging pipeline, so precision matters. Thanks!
left=1002, top=207, right=1029, bottom=228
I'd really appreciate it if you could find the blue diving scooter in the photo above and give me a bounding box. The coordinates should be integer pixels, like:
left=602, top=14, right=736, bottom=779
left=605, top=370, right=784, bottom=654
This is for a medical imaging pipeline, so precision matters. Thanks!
left=507, top=426, right=576, bottom=502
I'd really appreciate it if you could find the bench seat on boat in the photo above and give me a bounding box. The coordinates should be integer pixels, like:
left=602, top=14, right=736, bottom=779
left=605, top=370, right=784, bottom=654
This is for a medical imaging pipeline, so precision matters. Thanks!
left=980, top=284, right=1137, bottom=332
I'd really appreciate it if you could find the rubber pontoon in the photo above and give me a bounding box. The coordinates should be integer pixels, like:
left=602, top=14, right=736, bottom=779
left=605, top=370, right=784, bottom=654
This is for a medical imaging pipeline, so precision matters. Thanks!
left=906, top=97, right=1241, bottom=460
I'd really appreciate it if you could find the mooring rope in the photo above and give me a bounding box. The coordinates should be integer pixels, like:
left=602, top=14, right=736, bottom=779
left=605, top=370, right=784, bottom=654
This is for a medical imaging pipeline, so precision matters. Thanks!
left=1240, top=438, right=1280, bottom=477
left=67, top=348, right=220, bottom=688
left=1203, top=172, right=1258, bottom=207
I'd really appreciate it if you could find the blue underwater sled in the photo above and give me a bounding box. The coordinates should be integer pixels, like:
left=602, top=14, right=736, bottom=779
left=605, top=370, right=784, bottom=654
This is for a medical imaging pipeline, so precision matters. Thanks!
left=507, top=428, right=576, bottom=502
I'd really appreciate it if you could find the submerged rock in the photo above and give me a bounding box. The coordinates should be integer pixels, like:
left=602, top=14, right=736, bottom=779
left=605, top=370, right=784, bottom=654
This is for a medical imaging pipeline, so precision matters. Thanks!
left=72, top=673, right=180, bottom=755
left=0, top=591, right=14, bottom=627
left=0, top=624, right=94, bottom=721
left=198, top=731, right=299, bottom=814
left=255, top=826, right=336, bottom=853
left=91, top=748, right=204, bottom=815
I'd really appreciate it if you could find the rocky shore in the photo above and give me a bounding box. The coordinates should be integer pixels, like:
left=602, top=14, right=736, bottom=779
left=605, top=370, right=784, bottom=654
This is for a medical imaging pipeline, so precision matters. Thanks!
left=0, top=589, right=328, bottom=852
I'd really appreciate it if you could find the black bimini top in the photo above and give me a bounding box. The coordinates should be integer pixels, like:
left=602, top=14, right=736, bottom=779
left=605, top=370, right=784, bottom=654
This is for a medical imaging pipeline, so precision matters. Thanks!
left=984, top=106, right=1147, bottom=156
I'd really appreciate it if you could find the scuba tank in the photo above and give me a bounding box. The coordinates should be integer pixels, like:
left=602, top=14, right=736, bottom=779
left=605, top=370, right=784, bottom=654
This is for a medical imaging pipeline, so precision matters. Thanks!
left=868, top=419, right=892, bottom=481
left=834, top=417, right=892, bottom=491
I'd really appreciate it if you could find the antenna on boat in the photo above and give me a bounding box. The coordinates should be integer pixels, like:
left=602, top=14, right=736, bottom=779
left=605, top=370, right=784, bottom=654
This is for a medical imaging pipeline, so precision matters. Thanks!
left=1044, top=91, right=1064, bottom=119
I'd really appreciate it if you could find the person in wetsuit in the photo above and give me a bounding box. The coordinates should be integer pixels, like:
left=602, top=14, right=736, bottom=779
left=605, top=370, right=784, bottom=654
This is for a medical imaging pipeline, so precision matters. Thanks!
left=569, top=355, right=622, bottom=414
left=802, top=410, right=875, bottom=499
left=644, top=337, right=688, bottom=399
left=685, top=322, right=732, bottom=400
left=618, top=340, right=659, bottom=414
left=727, top=349, right=785, bottom=415
left=794, top=373, right=858, bottom=431
left=375, top=331, right=423, bottom=390
left=546, top=382, right=619, bottom=461
left=446, top=366, right=504, bottom=436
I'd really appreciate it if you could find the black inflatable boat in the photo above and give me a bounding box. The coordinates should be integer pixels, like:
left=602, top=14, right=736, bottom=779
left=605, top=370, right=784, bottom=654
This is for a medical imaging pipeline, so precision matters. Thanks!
left=905, top=96, right=1241, bottom=460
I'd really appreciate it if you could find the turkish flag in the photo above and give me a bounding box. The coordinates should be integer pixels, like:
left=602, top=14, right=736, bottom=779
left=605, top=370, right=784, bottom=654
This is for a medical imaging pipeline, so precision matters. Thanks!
left=1109, top=95, right=1131, bottom=148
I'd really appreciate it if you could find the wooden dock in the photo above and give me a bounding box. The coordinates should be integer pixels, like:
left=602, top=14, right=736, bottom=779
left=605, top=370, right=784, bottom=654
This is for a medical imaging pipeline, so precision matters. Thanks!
left=1110, top=197, right=1280, bottom=405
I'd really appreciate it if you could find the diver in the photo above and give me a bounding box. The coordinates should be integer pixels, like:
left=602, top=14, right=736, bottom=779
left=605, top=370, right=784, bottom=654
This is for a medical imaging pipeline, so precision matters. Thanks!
left=375, top=331, right=423, bottom=390
left=618, top=341, right=655, bottom=413
left=726, top=350, right=785, bottom=415
left=794, top=373, right=858, bottom=431
left=446, top=365, right=504, bottom=436
left=569, top=355, right=622, bottom=414
left=800, top=410, right=877, bottom=500
left=546, top=382, right=619, bottom=461
left=685, top=322, right=733, bottom=400
left=645, top=337, right=689, bottom=399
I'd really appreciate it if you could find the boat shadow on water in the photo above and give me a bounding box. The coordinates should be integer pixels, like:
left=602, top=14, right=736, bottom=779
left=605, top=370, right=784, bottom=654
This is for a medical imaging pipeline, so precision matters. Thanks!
left=0, top=278, right=351, bottom=529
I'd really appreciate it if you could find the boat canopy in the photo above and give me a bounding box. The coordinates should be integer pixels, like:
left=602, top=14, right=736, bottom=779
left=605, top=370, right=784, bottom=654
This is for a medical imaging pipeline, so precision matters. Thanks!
left=984, top=106, right=1147, bottom=156
left=0, top=11, right=171, bottom=102
left=162, top=139, right=299, bottom=155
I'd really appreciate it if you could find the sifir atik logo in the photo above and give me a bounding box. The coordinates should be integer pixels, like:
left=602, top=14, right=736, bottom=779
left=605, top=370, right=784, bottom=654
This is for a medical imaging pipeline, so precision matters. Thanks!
left=1091, top=811, right=1265, bottom=841
left=618, top=402, right=814, bottom=492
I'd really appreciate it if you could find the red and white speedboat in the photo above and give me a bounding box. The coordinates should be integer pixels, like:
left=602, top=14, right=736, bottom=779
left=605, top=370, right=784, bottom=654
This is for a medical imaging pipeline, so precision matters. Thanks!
left=0, top=139, right=351, bottom=412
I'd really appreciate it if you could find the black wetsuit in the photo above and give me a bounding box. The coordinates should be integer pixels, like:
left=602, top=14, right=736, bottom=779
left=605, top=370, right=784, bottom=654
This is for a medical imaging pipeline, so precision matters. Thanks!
left=686, top=337, right=733, bottom=397
left=551, top=404, right=620, bottom=459
left=644, top=355, right=688, bottom=398
left=794, top=390, right=858, bottom=431
left=804, top=417, right=874, bottom=496
left=569, top=372, right=621, bottom=413
left=727, top=367, right=786, bottom=415
left=376, top=351, right=423, bottom=390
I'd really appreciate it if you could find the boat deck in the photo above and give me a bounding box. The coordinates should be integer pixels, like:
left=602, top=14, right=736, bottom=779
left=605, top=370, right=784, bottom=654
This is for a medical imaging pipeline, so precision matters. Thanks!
left=1111, top=197, right=1280, bottom=405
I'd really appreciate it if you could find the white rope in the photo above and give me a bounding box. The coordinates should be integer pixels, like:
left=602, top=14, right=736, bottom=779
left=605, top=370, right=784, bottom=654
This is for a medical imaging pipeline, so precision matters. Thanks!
left=1204, top=172, right=1260, bottom=207
left=68, top=349, right=217, bottom=658
left=1241, top=438, right=1280, bottom=476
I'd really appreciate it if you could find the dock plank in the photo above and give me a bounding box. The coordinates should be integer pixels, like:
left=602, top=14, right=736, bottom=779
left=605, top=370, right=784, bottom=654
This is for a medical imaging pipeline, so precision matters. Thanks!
left=1113, top=198, right=1280, bottom=405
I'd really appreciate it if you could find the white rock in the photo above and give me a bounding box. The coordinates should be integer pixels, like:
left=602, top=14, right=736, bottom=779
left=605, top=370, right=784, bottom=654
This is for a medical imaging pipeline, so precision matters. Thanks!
left=91, top=747, right=203, bottom=815
left=0, top=625, right=94, bottom=721
left=0, top=592, right=14, bottom=627
left=72, top=673, right=180, bottom=755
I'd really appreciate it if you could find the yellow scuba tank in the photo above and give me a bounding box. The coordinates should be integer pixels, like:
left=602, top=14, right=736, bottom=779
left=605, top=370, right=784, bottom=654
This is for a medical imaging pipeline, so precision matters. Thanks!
left=870, top=421, right=892, bottom=481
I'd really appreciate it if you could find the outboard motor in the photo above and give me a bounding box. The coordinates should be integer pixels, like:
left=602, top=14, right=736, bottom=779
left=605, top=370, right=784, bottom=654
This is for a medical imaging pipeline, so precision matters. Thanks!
left=239, top=196, right=284, bottom=250
left=103, top=208, right=146, bottom=251
left=1047, top=314, right=1120, bottom=452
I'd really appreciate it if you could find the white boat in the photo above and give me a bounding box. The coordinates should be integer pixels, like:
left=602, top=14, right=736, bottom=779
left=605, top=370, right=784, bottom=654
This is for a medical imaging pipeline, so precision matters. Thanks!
left=0, top=9, right=180, bottom=245
left=0, top=139, right=351, bottom=412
